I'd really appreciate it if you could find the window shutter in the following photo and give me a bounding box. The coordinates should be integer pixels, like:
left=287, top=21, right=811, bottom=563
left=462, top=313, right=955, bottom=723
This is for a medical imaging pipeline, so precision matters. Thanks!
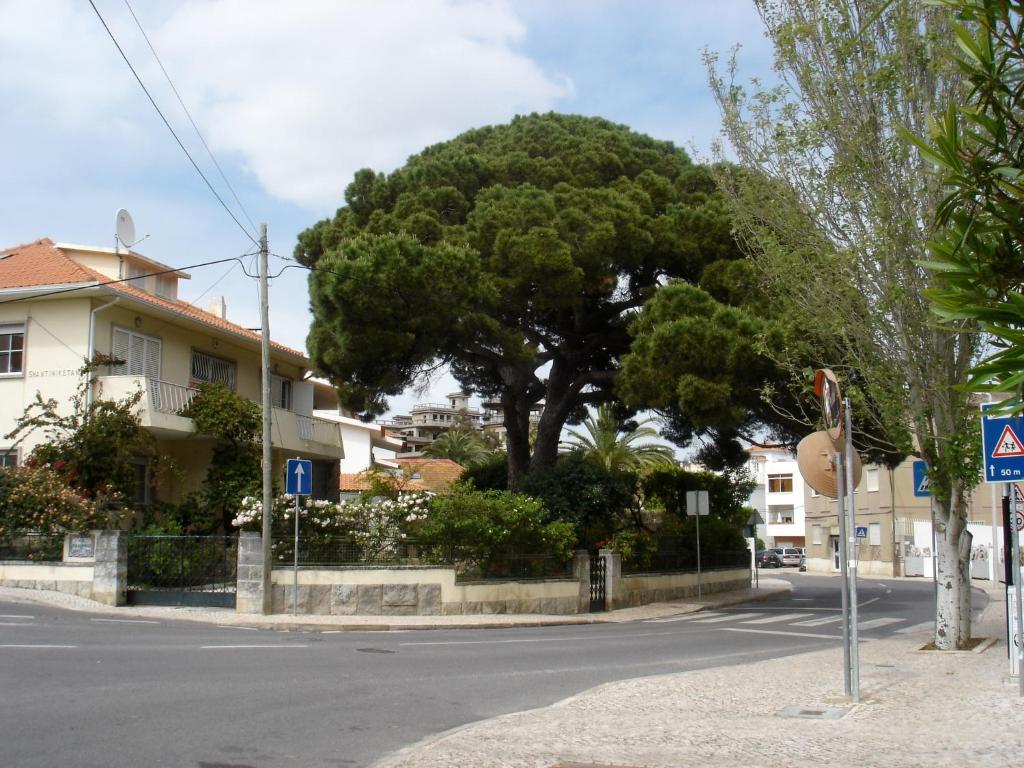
left=111, top=329, right=130, bottom=375
left=144, top=337, right=161, bottom=381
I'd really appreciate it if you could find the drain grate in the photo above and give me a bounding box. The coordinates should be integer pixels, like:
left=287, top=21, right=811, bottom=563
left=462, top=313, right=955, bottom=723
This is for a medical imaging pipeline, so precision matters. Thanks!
left=777, top=705, right=850, bottom=720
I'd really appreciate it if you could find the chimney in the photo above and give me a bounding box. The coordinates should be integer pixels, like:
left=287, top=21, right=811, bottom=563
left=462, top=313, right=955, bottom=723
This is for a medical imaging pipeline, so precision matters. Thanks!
left=206, top=296, right=227, bottom=319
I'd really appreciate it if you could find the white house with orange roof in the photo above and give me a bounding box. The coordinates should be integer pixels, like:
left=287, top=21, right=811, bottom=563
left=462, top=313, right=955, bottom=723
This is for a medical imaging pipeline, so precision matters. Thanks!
left=744, top=444, right=806, bottom=548
left=0, top=237, right=344, bottom=505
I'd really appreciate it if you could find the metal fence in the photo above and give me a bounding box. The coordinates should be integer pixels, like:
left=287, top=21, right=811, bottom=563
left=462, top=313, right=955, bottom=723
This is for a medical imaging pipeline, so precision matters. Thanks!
left=126, top=535, right=238, bottom=593
left=0, top=534, right=65, bottom=561
left=622, top=538, right=750, bottom=575
left=270, top=536, right=571, bottom=579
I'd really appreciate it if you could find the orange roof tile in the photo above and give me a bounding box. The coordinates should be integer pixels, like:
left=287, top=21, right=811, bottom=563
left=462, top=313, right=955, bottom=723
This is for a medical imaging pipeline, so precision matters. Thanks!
left=340, top=457, right=465, bottom=493
left=0, top=238, right=98, bottom=288
left=0, top=238, right=306, bottom=361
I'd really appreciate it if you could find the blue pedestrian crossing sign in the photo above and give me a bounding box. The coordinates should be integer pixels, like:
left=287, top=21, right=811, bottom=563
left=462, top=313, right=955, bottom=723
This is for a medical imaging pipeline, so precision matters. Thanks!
left=286, top=458, right=313, bottom=496
left=855, top=526, right=868, bottom=539
left=912, top=460, right=931, bottom=497
left=981, top=403, right=1024, bottom=484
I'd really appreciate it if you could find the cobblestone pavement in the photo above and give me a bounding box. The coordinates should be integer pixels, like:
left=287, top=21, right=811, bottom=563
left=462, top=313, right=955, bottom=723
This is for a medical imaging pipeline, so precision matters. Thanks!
left=373, top=588, right=1020, bottom=768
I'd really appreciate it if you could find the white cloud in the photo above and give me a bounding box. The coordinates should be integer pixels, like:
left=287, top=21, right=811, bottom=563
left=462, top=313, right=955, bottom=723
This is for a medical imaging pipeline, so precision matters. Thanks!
left=154, top=0, right=571, bottom=209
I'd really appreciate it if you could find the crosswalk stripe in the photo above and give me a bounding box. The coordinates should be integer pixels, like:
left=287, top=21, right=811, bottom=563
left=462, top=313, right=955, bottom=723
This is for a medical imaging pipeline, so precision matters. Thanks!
left=793, top=615, right=843, bottom=627
left=740, top=613, right=811, bottom=625
left=692, top=612, right=762, bottom=624
left=858, top=617, right=904, bottom=630
left=645, top=612, right=721, bottom=624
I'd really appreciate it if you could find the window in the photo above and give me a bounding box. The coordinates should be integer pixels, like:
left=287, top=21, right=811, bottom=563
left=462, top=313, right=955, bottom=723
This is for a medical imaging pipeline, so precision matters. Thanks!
left=866, top=468, right=879, bottom=492
left=812, top=525, right=822, bottom=545
left=270, top=374, right=292, bottom=410
left=768, top=474, right=793, bottom=493
left=190, top=350, right=236, bottom=390
left=869, top=522, right=881, bottom=546
left=131, top=461, right=152, bottom=507
left=768, top=505, right=795, bottom=524
left=111, top=328, right=161, bottom=379
left=0, top=324, right=24, bottom=375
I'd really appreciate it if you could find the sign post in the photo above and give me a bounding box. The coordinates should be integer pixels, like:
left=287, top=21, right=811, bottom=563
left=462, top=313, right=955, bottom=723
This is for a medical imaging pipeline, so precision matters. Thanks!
left=285, top=458, right=313, bottom=616
left=686, top=490, right=710, bottom=599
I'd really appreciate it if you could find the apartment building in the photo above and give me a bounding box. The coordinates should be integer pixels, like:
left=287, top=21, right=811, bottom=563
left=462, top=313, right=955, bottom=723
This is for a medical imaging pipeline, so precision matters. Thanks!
left=380, top=392, right=541, bottom=455
left=745, top=446, right=806, bottom=548
left=803, top=458, right=1006, bottom=580
left=0, top=238, right=345, bottom=504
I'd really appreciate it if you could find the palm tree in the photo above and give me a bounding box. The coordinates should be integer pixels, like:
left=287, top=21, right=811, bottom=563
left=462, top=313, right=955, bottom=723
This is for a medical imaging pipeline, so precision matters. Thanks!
left=422, top=427, right=492, bottom=467
left=561, top=405, right=677, bottom=473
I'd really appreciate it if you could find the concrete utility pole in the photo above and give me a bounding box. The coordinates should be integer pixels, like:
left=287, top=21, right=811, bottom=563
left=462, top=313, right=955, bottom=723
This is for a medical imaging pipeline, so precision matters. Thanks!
left=259, top=223, right=273, bottom=614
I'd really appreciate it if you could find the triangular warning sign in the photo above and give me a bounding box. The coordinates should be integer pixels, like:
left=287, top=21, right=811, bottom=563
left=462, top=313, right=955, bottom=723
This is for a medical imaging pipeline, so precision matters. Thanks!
left=993, top=424, right=1024, bottom=457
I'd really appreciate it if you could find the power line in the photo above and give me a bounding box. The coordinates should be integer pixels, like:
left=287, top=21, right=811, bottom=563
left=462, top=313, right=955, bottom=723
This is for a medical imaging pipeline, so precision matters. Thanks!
left=86, top=0, right=259, bottom=247
left=0, top=253, right=255, bottom=306
left=121, top=0, right=258, bottom=235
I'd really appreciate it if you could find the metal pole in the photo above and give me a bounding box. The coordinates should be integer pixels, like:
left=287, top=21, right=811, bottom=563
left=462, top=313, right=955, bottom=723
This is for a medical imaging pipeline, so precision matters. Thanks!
left=696, top=511, right=702, bottom=601
left=259, top=224, right=274, bottom=614
left=844, top=397, right=859, bottom=703
left=930, top=496, right=938, bottom=639
left=293, top=493, right=300, bottom=617
left=1009, top=482, right=1024, bottom=697
left=1003, top=489, right=1013, bottom=664
left=835, top=450, right=851, bottom=698
left=989, top=394, right=1000, bottom=583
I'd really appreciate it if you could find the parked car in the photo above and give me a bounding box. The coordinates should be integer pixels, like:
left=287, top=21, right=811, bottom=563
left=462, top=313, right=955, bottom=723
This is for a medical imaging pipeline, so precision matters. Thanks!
left=756, top=550, right=783, bottom=568
left=775, top=547, right=803, bottom=567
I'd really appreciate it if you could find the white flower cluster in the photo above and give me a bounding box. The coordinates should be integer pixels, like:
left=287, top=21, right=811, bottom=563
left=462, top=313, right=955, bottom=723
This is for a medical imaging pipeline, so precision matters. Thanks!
left=231, top=491, right=434, bottom=537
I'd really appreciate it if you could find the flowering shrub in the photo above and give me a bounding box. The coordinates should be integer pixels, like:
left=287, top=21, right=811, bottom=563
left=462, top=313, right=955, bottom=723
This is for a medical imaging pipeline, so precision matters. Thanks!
left=0, top=465, right=110, bottom=540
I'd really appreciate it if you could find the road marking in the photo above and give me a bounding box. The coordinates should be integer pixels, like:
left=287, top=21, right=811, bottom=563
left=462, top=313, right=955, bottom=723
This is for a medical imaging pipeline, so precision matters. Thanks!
left=740, top=613, right=811, bottom=625
left=90, top=618, right=160, bottom=625
left=216, top=625, right=259, bottom=631
left=645, top=613, right=720, bottom=623
left=791, top=598, right=814, bottom=601
left=401, top=629, right=706, bottom=647
left=0, top=622, right=35, bottom=626
left=0, top=614, right=34, bottom=619
left=200, top=644, right=309, bottom=649
left=693, top=612, right=763, bottom=623
left=793, top=615, right=843, bottom=627
left=0, top=644, right=77, bottom=649
left=859, top=597, right=881, bottom=608
left=858, top=617, right=904, bottom=630
left=722, top=628, right=839, bottom=640
left=896, top=621, right=933, bottom=634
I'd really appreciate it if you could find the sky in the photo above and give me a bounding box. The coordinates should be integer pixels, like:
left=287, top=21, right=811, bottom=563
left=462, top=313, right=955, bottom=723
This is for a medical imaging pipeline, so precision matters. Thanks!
left=0, top=0, right=774, bottom=418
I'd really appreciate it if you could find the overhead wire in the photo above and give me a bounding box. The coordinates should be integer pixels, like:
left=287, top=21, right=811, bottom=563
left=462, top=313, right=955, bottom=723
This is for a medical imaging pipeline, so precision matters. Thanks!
left=0, top=253, right=256, bottom=306
left=121, top=0, right=259, bottom=235
left=86, top=0, right=259, bottom=247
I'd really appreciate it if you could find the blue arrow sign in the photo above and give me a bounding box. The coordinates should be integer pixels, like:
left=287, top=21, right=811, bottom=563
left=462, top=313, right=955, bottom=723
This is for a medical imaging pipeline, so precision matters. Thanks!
left=912, top=460, right=931, bottom=498
left=981, top=403, right=1024, bottom=484
left=286, top=458, right=313, bottom=496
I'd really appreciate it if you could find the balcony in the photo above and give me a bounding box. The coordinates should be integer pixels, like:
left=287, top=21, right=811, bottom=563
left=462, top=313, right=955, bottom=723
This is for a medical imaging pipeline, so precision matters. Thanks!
left=94, top=376, right=343, bottom=458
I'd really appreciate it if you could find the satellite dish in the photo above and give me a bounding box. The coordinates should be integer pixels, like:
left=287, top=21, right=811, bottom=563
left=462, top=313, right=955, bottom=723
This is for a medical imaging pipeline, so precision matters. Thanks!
left=115, top=208, right=136, bottom=249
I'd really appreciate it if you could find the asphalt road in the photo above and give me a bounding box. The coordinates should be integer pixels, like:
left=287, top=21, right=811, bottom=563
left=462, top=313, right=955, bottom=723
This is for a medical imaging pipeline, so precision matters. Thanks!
left=0, top=574, right=979, bottom=768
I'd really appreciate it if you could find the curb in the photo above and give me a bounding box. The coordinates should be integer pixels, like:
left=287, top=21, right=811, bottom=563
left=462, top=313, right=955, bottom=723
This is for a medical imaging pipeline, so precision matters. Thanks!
left=0, top=581, right=793, bottom=632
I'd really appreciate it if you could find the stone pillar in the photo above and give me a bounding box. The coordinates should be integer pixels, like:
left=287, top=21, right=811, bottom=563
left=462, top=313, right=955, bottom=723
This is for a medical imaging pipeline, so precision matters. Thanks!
left=91, top=530, right=126, bottom=606
left=599, top=548, right=621, bottom=611
left=235, top=532, right=266, bottom=614
left=572, top=550, right=590, bottom=614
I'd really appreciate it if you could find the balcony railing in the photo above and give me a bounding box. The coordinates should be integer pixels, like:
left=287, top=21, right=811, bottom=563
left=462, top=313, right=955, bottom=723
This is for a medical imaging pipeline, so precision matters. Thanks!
left=147, top=378, right=199, bottom=415
left=295, top=413, right=340, bottom=444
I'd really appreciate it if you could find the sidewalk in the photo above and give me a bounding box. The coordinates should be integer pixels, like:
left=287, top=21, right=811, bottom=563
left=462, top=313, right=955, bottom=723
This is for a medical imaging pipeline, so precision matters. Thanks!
left=0, top=577, right=792, bottom=630
left=374, top=584, right=1021, bottom=768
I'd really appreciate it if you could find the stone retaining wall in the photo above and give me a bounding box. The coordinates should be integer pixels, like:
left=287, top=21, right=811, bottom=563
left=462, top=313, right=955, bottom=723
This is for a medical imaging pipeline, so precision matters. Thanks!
left=0, top=531, right=126, bottom=606
left=267, top=565, right=582, bottom=615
